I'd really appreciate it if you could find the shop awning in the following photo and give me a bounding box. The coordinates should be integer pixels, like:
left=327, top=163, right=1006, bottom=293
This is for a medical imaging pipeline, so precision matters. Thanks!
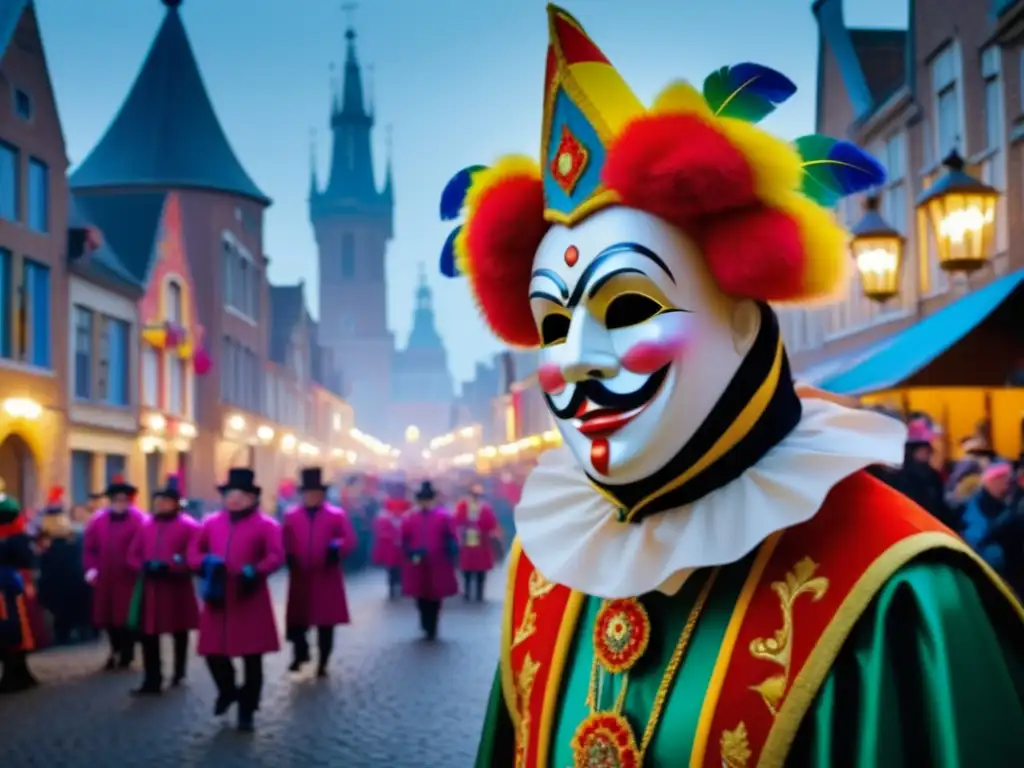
left=794, top=337, right=895, bottom=387
left=820, top=267, right=1024, bottom=395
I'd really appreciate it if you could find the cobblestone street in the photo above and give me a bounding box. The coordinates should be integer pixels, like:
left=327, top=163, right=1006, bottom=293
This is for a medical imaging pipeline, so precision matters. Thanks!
left=0, top=567, right=504, bottom=767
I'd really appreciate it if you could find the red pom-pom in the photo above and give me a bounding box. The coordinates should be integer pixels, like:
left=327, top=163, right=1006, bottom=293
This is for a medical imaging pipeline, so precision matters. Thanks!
left=47, top=486, right=64, bottom=504
left=603, top=114, right=757, bottom=227
left=463, top=174, right=549, bottom=347
left=697, top=206, right=806, bottom=300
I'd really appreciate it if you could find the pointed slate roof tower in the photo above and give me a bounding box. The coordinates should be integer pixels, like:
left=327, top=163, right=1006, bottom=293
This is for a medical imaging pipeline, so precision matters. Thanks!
left=70, top=0, right=269, bottom=205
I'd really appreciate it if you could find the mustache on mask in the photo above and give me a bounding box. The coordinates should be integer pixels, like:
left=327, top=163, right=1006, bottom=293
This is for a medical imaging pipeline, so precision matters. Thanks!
left=545, top=365, right=670, bottom=421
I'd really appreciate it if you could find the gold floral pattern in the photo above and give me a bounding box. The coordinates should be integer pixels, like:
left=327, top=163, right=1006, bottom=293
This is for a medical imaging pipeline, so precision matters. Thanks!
left=720, top=722, right=752, bottom=768
left=747, top=557, right=829, bottom=715
left=515, top=652, right=541, bottom=768
left=512, top=569, right=557, bottom=648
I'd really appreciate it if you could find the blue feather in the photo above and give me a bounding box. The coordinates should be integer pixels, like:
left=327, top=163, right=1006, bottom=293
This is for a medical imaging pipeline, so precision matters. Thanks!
left=794, top=135, right=886, bottom=207
left=702, top=63, right=796, bottom=122
left=439, top=165, right=488, bottom=221
left=439, top=226, right=462, bottom=278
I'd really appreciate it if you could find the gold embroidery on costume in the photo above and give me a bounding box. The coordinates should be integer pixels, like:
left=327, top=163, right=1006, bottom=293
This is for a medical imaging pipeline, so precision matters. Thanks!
left=512, top=569, right=557, bottom=648
left=720, top=722, right=752, bottom=767
left=748, top=557, right=829, bottom=715
left=515, top=652, right=541, bottom=768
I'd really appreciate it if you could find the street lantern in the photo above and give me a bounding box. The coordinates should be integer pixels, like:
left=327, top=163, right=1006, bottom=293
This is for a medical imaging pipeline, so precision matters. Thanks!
left=917, top=149, right=1000, bottom=273
left=850, top=194, right=904, bottom=302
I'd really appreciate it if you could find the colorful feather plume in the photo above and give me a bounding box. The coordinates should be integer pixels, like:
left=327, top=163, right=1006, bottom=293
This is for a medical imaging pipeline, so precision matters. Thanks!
left=439, top=165, right=488, bottom=221
left=794, top=135, right=886, bottom=207
left=439, top=226, right=462, bottom=278
left=702, top=63, right=797, bottom=123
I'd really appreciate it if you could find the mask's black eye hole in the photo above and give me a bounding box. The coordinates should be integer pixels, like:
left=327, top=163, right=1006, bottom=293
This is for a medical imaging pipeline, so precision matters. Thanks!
left=540, top=314, right=570, bottom=346
left=605, top=293, right=663, bottom=330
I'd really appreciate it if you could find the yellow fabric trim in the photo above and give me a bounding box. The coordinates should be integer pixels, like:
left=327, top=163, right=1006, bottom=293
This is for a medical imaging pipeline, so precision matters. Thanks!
left=621, top=335, right=784, bottom=521
left=500, top=537, right=524, bottom=728
left=689, top=533, right=784, bottom=768
left=757, top=532, right=1024, bottom=768
left=535, top=588, right=587, bottom=768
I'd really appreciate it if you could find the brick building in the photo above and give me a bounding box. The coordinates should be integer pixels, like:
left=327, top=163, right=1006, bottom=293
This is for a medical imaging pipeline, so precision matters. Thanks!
left=0, top=0, right=69, bottom=507
left=778, top=0, right=1019, bottom=454
left=69, top=0, right=272, bottom=498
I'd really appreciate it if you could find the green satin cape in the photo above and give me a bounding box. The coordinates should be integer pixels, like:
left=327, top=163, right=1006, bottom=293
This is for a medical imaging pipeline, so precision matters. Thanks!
left=474, top=553, right=1024, bottom=767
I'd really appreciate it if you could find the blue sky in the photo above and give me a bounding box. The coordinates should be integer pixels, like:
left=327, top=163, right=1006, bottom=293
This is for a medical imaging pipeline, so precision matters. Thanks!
left=37, top=0, right=906, bottom=387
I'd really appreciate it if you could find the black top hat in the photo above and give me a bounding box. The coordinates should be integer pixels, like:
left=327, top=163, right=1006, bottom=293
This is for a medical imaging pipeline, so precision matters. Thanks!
left=153, top=474, right=183, bottom=502
left=105, top=475, right=138, bottom=498
left=218, top=467, right=261, bottom=495
left=299, top=467, right=329, bottom=492
left=415, top=480, right=438, bottom=502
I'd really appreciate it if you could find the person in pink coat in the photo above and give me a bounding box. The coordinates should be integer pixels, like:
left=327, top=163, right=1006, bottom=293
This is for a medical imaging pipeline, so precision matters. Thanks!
left=401, top=481, right=459, bottom=640
left=82, top=476, right=145, bottom=671
left=187, top=468, right=284, bottom=732
left=283, top=467, right=357, bottom=677
left=125, top=475, right=200, bottom=696
left=372, top=490, right=411, bottom=599
left=453, top=483, right=499, bottom=602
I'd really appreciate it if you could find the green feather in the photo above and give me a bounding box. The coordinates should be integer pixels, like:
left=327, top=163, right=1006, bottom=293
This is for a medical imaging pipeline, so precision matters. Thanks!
left=794, top=134, right=886, bottom=207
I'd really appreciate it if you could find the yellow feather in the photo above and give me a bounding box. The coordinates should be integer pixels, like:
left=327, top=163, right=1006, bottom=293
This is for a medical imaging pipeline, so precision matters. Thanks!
left=771, top=192, right=851, bottom=305
left=714, top=117, right=802, bottom=209
left=651, top=81, right=711, bottom=116
left=455, top=154, right=542, bottom=276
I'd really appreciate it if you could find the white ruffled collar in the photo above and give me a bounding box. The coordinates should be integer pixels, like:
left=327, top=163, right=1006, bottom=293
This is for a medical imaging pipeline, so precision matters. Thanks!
left=514, top=398, right=907, bottom=599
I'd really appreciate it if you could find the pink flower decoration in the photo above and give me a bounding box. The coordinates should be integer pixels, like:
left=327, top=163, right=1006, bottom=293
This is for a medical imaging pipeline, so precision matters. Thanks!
left=193, top=346, right=213, bottom=376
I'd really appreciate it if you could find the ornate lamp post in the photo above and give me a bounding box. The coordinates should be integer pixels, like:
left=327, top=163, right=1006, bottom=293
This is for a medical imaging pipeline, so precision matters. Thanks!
left=850, top=194, right=904, bottom=303
left=917, top=149, right=1000, bottom=273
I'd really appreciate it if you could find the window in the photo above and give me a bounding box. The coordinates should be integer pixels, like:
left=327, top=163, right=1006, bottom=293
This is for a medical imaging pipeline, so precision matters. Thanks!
left=0, top=143, right=16, bottom=221
left=932, top=45, right=961, bottom=161
left=980, top=47, right=1008, bottom=255
left=0, top=249, right=10, bottom=359
left=168, top=354, right=185, bottom=415
left=23, top=259, right=50, bottom=368
left=341, top=233, right=356, bottom=278
left=27, top=158, right=48, bottom=233
left=13, top=89, right=31, bottom=121
left=105, top=454, right=126, bottom=484
left=221, top=240, right=234, bottom=307
left=105, top=317, right=130, bottom=406
left=142, top=345, right=159, bottom=407
left=984, top=77, right=1003, bottom=151
left=73, top=306, right=93, bottom=399
left=222, top=234, right=259, bottom=319
left=166, top=280, right=182, bottom=323
left=70, top=451, right=93, bottom=504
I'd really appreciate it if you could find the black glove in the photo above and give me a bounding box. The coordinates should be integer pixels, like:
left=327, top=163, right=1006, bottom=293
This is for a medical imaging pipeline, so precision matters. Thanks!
left=325, top=541, right=341, bottom=565
left=238, top=564, right=259, bottom=594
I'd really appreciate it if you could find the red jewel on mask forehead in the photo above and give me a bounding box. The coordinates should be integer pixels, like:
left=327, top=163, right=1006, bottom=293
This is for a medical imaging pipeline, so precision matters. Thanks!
left=564, top=245, right=579, bottom=267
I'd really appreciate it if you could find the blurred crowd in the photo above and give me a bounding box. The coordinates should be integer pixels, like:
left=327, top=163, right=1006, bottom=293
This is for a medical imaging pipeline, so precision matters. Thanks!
left=870, top=411, right=1024, bottom=596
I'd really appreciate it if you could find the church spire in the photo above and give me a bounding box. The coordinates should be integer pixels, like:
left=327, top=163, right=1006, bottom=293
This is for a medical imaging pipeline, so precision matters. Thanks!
left=340, top=26, right=366, bottom=116
left=382, top=124, right=394, bottom=202
left=308, top=127, right=319, bottom=196
left=407, top=263, right=443, bottom=350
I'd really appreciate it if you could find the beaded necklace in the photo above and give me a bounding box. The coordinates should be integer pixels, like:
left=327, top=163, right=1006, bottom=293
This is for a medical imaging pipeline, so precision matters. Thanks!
left=570, top=569, right=718, bottom=767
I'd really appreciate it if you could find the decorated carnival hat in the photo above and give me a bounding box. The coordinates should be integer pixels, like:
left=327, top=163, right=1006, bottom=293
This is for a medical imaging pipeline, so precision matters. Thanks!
left=104, top=474, right=138, bottom=498
left=0, top=477, right=20, bottom=520
left=42, top=485, right=65, bottom=514
left=436, top=4, right=884, bottom=347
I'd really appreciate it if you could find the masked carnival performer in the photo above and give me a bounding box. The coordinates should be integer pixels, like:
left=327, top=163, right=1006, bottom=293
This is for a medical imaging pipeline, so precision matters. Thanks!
left=372, top=486, right=411, bottom=599
left=83, top=475, right=145, bottom=671
left=284, top=467, right=357, bottom=677
left=189, top=468, right=284, bottom=732
left=0, top=480, right=47, bottom=692
left=432, top=7, right=1024, bottom=766
left=454, top=483, right=499, bottom=601
left=37, top=486, right=89, bottom=646
left=126, top=475, right=200, bottom=695
left=401, top=481, right=459, bottom=640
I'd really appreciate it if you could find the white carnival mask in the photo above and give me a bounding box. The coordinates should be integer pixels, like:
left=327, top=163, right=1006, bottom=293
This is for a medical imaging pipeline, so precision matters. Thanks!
left=531, top=206, right=759, bottom=486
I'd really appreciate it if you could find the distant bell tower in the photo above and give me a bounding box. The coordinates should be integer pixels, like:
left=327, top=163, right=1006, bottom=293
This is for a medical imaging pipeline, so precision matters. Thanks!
left=310, top=19, right=395, bottom=433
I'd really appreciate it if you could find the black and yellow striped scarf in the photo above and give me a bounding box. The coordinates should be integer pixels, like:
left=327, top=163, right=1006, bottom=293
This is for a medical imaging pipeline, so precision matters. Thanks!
left=592, top=302, right=801, bottom=523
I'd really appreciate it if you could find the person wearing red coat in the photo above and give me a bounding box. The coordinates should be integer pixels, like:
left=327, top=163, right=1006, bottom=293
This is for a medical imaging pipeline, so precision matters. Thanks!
left=283, top=468, right=357, bottom=677
left=453, top=484, right=499, bottom=601
left=126, top=475, right=200, bottom=695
